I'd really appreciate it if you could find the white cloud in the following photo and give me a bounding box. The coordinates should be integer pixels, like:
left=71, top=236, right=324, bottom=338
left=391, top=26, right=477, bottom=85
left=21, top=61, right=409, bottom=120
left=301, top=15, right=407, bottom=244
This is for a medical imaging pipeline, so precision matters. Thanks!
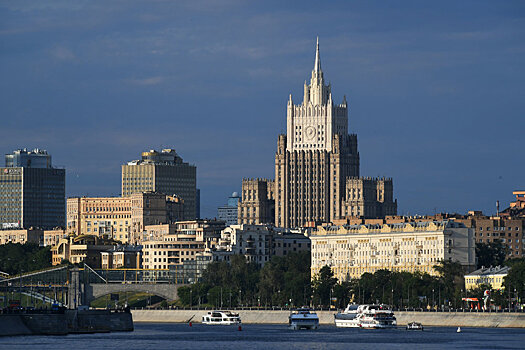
left=50, top=46, right=76, bottom=61
left=126, top=76, right=165, bottom=86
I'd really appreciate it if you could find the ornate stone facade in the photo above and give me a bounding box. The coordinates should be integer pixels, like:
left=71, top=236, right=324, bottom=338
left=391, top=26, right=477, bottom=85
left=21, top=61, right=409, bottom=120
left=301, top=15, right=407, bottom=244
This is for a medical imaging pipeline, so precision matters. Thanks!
left=237, top=178, right=274, bottom=225
left=310, top=221, right=476, bottom=280
left=275, top=39, right=395, bottom=228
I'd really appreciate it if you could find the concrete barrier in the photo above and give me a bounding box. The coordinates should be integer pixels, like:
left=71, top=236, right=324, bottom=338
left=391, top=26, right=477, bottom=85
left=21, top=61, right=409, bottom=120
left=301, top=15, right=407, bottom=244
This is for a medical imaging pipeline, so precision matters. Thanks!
left=132, top=309, right=525, bottom=328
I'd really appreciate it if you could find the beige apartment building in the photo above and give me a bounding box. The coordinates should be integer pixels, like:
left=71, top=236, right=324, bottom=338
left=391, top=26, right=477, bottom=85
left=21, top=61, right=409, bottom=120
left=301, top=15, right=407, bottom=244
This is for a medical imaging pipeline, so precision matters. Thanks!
left=43, top=228, right=67, bottom=246
left=67, top=192, right=184, bottom=244
left=141, top=220, right=224, bottom=269
left=310, top=221, right=476, bottom=281
left=122, top=149, right=197, bottom=220
left=0, top=228, right=43, bottom=245
left=51, top=235, right=115, bottom=267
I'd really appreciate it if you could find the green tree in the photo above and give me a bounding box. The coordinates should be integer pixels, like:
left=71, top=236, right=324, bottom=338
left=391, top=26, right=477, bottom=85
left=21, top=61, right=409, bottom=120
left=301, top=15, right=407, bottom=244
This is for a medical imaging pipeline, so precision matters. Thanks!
left=434, top=260, right=465, bottom=307
left=0, top=243, right=51, bottom=275
left=476, top=241, right=507, bottom=268
left=503, top=258, right=525, bottom=307
left=312, top=265, right=337, bottom=307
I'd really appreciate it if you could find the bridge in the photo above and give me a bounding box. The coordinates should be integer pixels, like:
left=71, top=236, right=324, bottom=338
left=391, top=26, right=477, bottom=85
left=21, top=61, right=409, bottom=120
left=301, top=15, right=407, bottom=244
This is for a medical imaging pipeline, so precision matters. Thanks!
left=0, top=265, right=188, bottom=308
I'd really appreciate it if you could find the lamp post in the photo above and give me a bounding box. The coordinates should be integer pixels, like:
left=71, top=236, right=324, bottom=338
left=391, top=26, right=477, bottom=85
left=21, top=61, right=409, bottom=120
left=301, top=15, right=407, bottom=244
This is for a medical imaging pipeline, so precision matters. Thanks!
left=432, top=288, right=435, bottom=310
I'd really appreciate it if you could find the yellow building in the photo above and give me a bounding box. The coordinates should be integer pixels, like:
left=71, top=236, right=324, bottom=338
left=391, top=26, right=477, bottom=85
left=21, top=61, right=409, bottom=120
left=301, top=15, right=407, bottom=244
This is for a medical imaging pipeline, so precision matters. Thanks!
left=464, top=266, right=509, bottom=290
left=310, top=220, right=476, bottom=281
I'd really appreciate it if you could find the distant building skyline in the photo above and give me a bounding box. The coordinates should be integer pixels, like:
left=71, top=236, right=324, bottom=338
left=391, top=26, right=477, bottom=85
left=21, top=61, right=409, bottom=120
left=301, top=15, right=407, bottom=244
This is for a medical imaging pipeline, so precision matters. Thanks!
left=1, top=2, right=523, bottom=218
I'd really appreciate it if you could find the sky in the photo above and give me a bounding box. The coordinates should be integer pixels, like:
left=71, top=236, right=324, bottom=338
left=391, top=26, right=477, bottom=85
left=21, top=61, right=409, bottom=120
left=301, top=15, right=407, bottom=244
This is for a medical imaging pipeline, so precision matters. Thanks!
left=1, top=0, right=524, bottom=218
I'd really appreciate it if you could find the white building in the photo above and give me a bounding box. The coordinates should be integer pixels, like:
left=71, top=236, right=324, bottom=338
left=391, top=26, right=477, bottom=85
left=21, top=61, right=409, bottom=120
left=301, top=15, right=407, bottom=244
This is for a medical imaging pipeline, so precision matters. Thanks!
left=208, top=224, right=311, bottom=267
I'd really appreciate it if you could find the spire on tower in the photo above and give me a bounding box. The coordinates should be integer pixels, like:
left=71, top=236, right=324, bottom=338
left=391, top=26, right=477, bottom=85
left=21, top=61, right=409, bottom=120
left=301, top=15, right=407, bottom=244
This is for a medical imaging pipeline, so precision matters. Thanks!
left=314, top=36, right=321, bottom=73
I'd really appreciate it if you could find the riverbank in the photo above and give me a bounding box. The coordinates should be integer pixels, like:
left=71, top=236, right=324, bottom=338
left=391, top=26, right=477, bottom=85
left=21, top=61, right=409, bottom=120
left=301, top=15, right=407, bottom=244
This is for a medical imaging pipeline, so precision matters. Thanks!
left=132, top=309, right=525, bottom=328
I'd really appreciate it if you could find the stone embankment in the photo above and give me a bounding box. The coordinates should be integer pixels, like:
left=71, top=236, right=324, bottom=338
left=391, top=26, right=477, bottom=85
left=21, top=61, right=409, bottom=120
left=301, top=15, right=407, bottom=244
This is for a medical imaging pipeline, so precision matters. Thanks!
left=0, top=309, right=133, bottom=337
left=132, top=309, right=525, bottom=328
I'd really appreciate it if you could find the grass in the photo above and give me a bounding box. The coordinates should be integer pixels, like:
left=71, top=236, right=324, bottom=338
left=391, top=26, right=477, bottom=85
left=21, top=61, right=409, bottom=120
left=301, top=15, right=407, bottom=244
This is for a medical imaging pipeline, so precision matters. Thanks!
left=89, top=292, right=165, bottom=308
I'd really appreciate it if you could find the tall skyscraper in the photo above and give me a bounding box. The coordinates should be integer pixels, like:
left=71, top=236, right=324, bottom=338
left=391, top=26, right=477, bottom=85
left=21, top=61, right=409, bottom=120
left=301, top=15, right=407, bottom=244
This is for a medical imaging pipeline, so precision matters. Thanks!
left=275, top=39, right=360, bottom=228
left=0, top=149, right=65, bottom=230
left=275, top=39, right=396, bottom=228
left=121, top=149, right=197, bottom=220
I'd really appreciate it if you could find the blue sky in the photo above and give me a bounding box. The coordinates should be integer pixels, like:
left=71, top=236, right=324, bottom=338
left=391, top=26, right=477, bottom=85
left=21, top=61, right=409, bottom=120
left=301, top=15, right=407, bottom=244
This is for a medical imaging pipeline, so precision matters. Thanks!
left=1, top=0, right=524, bottom=218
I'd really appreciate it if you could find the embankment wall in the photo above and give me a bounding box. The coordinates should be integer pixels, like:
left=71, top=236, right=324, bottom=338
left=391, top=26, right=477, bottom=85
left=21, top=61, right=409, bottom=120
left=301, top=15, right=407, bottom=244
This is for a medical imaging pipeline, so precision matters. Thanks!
left=131, top=309, right=525, bottom=328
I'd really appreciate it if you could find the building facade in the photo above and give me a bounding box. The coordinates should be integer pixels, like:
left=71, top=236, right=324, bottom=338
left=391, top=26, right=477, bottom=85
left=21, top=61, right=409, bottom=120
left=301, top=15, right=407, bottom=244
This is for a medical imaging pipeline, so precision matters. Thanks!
left=274, top=39, right=395, bottom=228
left=217, top=192, right=240, bottom=226
left=66, top=192, right=184, bottom=244
left=1, top=149, right=65, bottom=230
left=238, top=179, right=274, bottom=225
left=310, top=221, right=476, bottom=281
left=51, top=235, right=115, bottom=267
left=0, top=228, right=43, bottom=245
left=121, top=149, right=197, bottom=220
left=471, top=217, right=524, bottom=258
left=342, top=177, right=397, bottom=218
left=141, top=220, right=224, bottom=269
left=100, top=246, right=142, bottom=269
left=464, top=266, right=509, bottom=290
left=208, top=224, right=311, bottom=267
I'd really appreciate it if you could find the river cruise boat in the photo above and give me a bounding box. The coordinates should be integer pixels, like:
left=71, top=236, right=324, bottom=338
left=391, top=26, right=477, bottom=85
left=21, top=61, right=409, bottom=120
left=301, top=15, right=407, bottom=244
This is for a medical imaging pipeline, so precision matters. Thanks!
left=334, top=304, right=360, bottom=327
left=406, top=322, right=424, bottom=331
left=289, top=308, right=319, bottom=330
left=334, top=304, right=396, bottom=329
left=358, top=304, right=397, bottom=329
left=201, top=311, right=241, bottom=325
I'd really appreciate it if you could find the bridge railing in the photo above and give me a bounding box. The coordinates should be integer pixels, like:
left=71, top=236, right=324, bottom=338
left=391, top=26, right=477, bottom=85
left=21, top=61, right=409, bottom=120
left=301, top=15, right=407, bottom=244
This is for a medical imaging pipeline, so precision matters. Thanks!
left=88, top=268, right=192, bottom=284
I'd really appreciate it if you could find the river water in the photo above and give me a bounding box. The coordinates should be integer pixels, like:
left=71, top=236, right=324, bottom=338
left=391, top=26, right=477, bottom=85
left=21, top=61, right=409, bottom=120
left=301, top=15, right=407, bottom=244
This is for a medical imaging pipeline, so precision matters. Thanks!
left=0, top=323, right=523, bottom=349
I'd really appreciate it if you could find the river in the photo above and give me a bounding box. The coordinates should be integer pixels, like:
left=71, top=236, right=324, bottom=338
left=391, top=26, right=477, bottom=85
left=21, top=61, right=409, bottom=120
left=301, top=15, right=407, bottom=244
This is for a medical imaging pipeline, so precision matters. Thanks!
left=0, top=323, right=523, bottom=349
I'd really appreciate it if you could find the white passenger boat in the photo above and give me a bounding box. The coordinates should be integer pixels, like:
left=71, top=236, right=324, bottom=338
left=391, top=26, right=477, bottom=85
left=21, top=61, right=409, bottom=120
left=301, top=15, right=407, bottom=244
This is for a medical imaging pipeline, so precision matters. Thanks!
left=334, top=304, right=360, bottom=327
left=201, top=310, right=241, bottom=325
left=358, top=304, right=397, bottom=329
left=289, top=307, right=319, bottom=330
left=335, top=304, right=396, bottom=329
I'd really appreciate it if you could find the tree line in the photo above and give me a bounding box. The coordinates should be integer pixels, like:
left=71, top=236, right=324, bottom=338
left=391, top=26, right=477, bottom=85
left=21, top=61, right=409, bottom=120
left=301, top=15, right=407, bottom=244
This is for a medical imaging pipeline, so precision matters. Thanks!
left=0, top=243, right=51, bottom=275
left=178, top=250, right=525, bottom=310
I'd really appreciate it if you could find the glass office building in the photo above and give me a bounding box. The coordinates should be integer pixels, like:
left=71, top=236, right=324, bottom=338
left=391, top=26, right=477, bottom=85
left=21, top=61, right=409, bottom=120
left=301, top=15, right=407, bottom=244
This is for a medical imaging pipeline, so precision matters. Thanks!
left=0, top=149, right=65, bottom=230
